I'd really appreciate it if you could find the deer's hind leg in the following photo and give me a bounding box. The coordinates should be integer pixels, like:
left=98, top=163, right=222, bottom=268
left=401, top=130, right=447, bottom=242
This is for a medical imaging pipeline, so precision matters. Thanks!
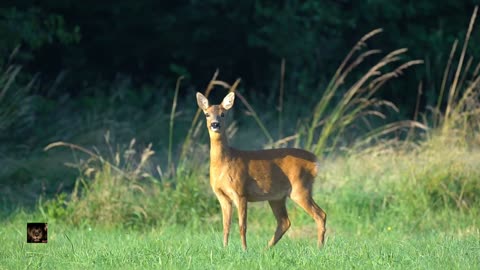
left=267, top=197, right=291, bottom=247
left=290, top=185, right=327, bottom=247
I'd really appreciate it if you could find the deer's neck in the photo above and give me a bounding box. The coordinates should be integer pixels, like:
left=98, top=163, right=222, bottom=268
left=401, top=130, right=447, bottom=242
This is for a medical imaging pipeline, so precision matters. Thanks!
left=209, top=133, right=231, bottom=163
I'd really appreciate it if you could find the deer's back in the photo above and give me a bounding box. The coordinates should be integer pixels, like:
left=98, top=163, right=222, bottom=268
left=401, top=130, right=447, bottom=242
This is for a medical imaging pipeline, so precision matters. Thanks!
left=230, top=147, right=318, bottom=201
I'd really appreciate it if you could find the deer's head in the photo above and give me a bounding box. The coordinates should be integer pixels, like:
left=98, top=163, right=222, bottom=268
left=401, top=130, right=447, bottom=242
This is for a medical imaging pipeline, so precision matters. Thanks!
left=196, top=92, right=235, bottom=137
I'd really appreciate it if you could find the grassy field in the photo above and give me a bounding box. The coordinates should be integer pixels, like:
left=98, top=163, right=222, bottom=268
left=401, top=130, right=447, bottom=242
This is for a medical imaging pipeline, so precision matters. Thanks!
left=1, top=214, right=479, bottom=270
left=2, top=138, right=479, bottom=269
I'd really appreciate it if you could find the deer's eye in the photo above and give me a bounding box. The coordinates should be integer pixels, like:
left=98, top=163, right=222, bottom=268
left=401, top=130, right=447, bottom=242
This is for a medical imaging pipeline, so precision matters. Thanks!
left=205, top=113, right=210, bottom=117
left=220, top=113, right=225, bottom=117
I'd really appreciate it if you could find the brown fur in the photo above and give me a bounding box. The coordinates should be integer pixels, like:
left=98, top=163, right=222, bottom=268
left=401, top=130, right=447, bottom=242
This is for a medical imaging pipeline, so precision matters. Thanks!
left=197, top=92, right=327, bottom=250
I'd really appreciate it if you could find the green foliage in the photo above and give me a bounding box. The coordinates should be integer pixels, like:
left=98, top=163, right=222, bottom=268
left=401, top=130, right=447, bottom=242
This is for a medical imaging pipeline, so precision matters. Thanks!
left=249, top=0, right=354, bottom=97
left=412, top=136, right=480, bottom=210
left=0, top=62, right=35, bottom=139
left=0, top=1, right=477, bottom=113
left=40, top=193, right=71, bottom=222
left=299, top=29, right=424, bottom=155
left=0, top=7, right=80, bottom=64
left=317, top=136, right=479, bottom=236
left=41, top=135, right=217, bottom=229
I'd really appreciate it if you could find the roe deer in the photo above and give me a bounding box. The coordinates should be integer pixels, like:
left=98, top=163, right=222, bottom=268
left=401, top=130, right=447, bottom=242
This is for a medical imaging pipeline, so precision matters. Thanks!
left=196, top=91, right=327, bottom=250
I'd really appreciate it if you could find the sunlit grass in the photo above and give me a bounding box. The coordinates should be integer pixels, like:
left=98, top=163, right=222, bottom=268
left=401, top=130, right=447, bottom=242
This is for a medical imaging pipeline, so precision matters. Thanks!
left=1, top=215, right=478, bottom=270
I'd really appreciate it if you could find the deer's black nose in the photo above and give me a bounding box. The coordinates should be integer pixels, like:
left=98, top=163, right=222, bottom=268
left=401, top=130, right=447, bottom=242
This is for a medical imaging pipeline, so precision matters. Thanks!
left=211, top=122, right=220, bottom=129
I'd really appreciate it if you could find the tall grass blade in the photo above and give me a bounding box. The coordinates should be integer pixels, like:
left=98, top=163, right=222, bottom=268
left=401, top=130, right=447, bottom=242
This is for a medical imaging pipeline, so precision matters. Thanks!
left=444, top=6, right=478, bottom=130
left=278, top=58, right=285, bottom=140
left=436, top=40, right=458, bottom=123
left=168, top=76, right=183, bottom=174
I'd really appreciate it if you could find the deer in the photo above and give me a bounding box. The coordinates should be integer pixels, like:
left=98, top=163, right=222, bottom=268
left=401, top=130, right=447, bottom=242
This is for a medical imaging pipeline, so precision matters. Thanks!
left=196, top=91, right=327, bottom=250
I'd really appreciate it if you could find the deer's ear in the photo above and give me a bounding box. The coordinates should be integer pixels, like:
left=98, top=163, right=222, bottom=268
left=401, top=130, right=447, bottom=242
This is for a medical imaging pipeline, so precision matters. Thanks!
left=221, top=92, right=235, bottom=110
left=196, top=92, right=209, bottom=110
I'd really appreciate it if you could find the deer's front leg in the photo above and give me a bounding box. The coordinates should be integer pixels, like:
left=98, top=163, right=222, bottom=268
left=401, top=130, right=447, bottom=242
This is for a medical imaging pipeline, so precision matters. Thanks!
left=236, top=196, right=248, bottom=250
left=216, top=192, right=232, bottom=247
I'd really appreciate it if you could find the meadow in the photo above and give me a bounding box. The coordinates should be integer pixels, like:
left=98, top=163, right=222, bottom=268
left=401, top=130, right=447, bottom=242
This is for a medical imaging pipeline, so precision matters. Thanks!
left=1, top=216, right=479, bottom=269
left=1, top=16, right=480, bottom=269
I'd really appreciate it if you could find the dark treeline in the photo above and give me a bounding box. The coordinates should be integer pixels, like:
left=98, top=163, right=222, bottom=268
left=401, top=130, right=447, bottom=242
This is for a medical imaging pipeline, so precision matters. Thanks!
left=1, top=1, right=479, bottom=111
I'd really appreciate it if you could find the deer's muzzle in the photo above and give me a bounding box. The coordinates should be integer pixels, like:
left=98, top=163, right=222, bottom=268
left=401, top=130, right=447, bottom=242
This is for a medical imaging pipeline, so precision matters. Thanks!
left=211, top=122, right=221, bottom=131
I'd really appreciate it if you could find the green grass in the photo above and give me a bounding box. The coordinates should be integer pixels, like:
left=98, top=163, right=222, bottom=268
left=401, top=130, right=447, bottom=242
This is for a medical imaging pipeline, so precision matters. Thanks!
left=1, top=218, right=479, bottom=270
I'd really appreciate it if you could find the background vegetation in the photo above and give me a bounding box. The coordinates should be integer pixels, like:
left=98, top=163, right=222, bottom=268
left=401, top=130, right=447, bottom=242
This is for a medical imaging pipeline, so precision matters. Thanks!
left=1, top=1, right=480, bottom=106
left=1, top=1, right=479, bottom=268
